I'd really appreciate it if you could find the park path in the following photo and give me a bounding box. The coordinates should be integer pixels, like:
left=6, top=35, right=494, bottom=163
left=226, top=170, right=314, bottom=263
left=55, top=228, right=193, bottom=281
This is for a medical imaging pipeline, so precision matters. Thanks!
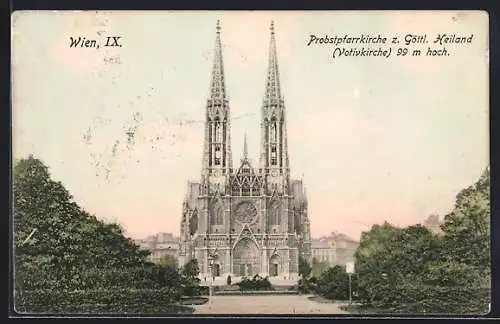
left=193, top=295, right=349, bottom=314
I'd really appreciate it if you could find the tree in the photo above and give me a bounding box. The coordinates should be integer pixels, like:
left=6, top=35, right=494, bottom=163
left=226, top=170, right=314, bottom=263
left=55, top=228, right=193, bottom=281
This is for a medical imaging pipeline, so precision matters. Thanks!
left=159, top=255, right=179, bottom=269
left=354, top=222, right=402, bottom=305
left=425, top=167, right=491, bottom=313
left=13, top=156, right=152, bottom=291
left=316, top=265, right=356, bottom=301
left=298, top=256, right=312, bottom=278
left=441, top=167, right=490, bottom=274
left=181, top=259, right=201, bottom=297
left=353, top=167, right=491, bottom=314
left=355, top=222, right=441, bottom=308
left=311, top=257, right=329, bottom=278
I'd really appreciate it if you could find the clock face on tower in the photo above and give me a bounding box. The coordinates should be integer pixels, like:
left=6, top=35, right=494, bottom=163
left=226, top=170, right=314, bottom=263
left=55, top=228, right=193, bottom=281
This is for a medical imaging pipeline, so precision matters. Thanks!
left=234, top=201, right=258, bottom=224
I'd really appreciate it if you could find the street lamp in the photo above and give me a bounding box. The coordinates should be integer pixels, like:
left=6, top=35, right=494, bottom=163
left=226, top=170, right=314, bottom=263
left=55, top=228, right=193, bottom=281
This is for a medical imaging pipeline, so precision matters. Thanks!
left=346, top=261, right=355, bottom=305
left=208, top=256, right=214, bottom=305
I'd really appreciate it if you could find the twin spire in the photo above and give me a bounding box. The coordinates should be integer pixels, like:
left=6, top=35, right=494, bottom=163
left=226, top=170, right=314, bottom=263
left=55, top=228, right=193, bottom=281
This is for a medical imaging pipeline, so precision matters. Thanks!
left=209, top=19, right=281, bottom=104
left=206, top=20, right=285, bottom=171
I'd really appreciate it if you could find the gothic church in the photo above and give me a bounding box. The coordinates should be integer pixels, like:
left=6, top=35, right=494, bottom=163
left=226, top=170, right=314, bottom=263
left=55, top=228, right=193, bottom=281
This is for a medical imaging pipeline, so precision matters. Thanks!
left=179, top=21, right=311, bottom=282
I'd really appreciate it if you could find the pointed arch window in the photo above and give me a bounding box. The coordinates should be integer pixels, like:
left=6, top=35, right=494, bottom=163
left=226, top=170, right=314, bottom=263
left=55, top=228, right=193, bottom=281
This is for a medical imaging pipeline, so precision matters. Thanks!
left=211, top=203, right=224, bottom=225
left=232, top=182, right=240, bottom=196
left=271, top=145, right=277, bottom=166
left=189, top=210, right=198, bottom=236
left=270, top=119, right=277, bottom=143
left=252, top=183, right=260, bottom=196
left=214, top=144, right=221, bottom=166
left=242, top=180, right=251, bottom=196
left=214, top=117, right=222, bottom=143
left=270, top=203, right=280, bottom=225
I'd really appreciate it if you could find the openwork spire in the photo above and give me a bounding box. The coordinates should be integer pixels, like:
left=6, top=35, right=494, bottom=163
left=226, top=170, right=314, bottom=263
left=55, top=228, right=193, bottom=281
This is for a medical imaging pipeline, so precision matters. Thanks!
left=264, top=20, right=281, bottom=103
left=243, top=132, right=248, bottom=160
left=209, top=20, right=226, bottom=99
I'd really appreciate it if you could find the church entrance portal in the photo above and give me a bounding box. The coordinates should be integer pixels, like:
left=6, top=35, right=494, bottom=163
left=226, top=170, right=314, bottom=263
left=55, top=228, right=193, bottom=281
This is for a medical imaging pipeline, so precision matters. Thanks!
left=269, top=254, right=280, bottom=277
left=214, top=264, right=221, bottom=277
left=233, top=238, right=260, bottom=277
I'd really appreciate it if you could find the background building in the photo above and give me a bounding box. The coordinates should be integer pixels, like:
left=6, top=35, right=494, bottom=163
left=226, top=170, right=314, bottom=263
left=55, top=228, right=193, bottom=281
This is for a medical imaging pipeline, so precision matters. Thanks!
left=423, top=214, right=443, bottom=234
left=311, top=232, right=359, bottom=266
left=134, top=232, right=179, bottom=264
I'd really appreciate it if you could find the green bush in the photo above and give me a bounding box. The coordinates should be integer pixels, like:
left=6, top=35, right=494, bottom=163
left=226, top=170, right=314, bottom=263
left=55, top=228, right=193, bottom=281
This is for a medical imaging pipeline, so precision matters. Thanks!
left=180, top=259, right=201, bottom=297
left=15, top=288, right=187, bottom=314
left=297, top=277, right=312, bottom=293
left=17, top=263, right=181, bottom=291
left=316, top=265, right=358, bottom=301
left=237, top=275, right=273, bottom=291
left=227, top=275, right=232, bottom=285
left=371, top=282, right=490, bottom=315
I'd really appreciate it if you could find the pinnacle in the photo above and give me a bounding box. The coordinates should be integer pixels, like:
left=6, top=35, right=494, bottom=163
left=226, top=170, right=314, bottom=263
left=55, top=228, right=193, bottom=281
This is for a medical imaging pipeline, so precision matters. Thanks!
left=243, top=132, right=248, bottom=160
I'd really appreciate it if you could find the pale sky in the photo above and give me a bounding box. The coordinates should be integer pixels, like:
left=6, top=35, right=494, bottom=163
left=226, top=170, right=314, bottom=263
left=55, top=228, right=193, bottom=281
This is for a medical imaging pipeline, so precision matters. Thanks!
left=12, top=11, right=489, bottom=241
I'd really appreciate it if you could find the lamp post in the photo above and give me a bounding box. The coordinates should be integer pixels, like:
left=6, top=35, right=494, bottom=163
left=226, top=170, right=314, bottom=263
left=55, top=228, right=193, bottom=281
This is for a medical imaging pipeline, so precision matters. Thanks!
left=346, top=261, right=355, bottom=305
left=208, top=256, right=214, bottom=305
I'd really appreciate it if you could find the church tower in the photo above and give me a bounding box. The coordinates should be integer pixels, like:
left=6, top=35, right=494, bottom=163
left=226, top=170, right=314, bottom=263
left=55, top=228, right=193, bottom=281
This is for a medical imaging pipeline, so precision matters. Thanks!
left=260, top=21, right=290, bottom=194
left=201, top=20, right=233, bottom=189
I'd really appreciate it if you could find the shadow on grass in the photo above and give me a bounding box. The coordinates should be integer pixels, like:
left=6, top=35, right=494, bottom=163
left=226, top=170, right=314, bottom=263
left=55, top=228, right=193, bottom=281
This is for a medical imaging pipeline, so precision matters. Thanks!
left=307, top=295, right=341, bottom=304
left=14, top=305, right=196, bottom=315
left=169, top=305, right=196, bottom=314
left=338, top=304, right=381, bottom=314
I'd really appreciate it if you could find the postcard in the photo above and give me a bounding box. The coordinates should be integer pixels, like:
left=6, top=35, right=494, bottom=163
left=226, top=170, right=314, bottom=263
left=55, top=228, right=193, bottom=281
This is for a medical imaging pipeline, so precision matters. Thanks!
left=11, top=10, right=490, bottom=316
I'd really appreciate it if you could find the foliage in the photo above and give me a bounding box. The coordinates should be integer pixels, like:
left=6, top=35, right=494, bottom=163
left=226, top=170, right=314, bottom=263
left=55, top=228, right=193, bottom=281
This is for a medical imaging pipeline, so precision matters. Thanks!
left=237, top=275, right=273, bottom=291
left=297, top=277, right=314, bottom=293
left=13, top=156, right=152, bottom=292
left=441, top=167, right=490, bottom=274
left=311, top=258, right=330, bottom=278
left=316, top=265, right=358, bottom=301
left=180, top=259, right=201, bottom=297
left=226, top=275, right=232, bottom=285
left=373, top=283, right=489, bottom=315
left=159, top=255, right=179, bottom=269
left=18, top=262, right=182, bottom=292
left=16, top=288, right=190, bottom=314
left=12, top=156, right=186, bottom=313
left=353, top=167, right=490, bottom=314
left=298, top=256, right=312, bottom=278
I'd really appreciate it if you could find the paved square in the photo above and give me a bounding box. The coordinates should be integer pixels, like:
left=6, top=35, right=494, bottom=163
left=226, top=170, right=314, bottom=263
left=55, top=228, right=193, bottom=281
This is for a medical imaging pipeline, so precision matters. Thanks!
left=193, top=295, right=349, bottom=314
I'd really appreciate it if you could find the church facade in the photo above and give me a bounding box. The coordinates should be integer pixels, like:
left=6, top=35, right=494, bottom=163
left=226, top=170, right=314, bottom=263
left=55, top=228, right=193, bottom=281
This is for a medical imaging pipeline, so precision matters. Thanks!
left=178, top=21, right=311, bottom=282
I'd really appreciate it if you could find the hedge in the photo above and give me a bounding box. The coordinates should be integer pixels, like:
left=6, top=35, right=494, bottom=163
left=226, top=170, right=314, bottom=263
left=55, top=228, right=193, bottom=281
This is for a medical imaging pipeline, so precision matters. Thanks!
left=17, top=264, right=182, bottom=291
left=237, top=276, right=273, bottom=291
left=15, top=288, right=188, bottom=314
left=371, top=285, right=490, bottom=315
